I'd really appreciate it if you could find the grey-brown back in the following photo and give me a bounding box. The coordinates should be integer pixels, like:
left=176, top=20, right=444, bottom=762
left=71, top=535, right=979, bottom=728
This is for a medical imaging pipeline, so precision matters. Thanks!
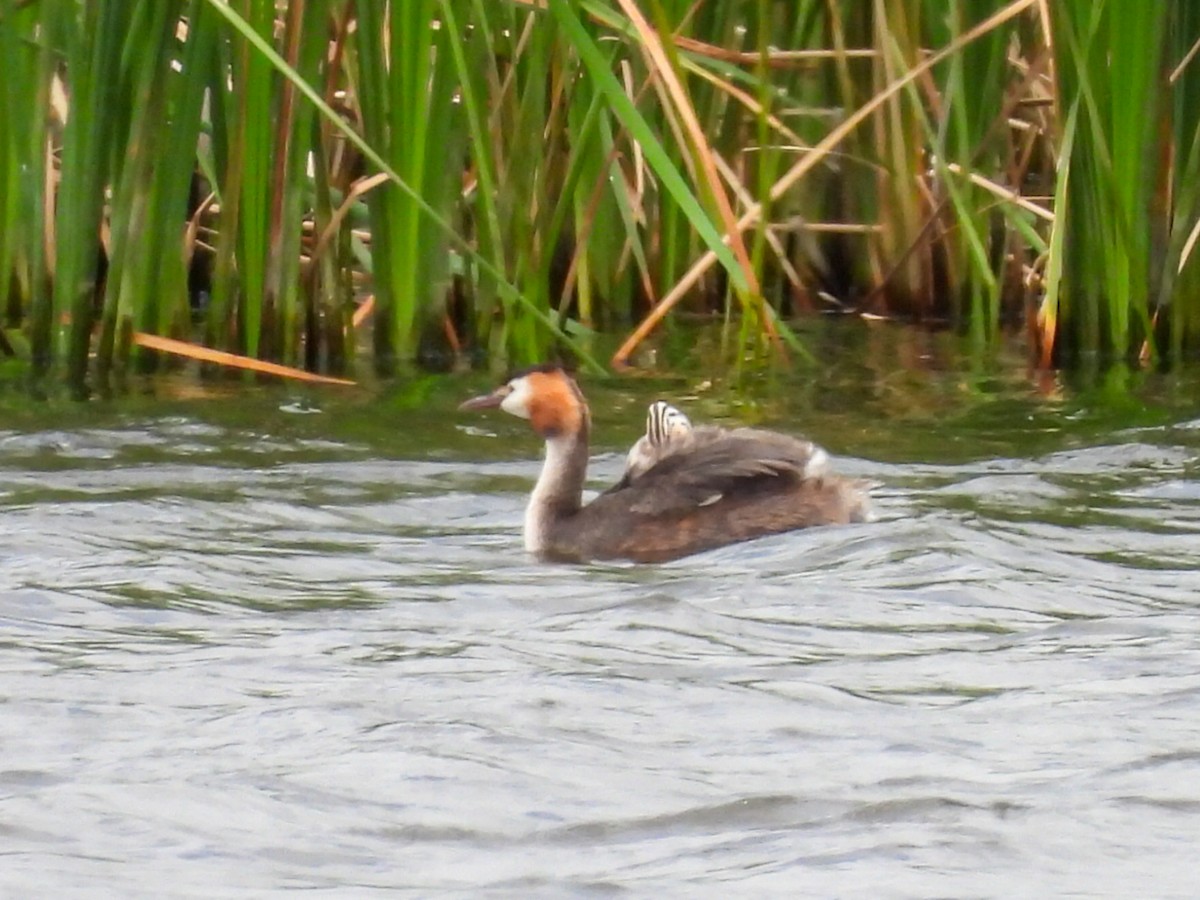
left=560, top=425, right=869, bottom=562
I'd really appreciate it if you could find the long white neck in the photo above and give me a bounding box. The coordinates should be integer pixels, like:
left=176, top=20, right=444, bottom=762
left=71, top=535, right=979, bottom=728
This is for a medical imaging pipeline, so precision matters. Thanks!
left=524, top=431, right=588, bottom=553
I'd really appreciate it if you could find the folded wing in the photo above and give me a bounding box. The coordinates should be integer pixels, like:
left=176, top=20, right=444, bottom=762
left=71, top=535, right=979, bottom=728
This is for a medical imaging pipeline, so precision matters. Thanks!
left=616, top=426, right=826, bottom=516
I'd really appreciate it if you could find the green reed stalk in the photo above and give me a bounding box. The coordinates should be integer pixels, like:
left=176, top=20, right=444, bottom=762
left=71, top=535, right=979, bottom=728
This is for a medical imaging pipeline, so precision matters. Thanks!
left=595, top=109, right=652, bottom=325
left=148, top=0, right=219, bottom=343
left=449, top=2, right=629, bottom=363
left=203, top=20, right=236, bottom=356
left=52, top=0, right=131, bottom=387
left=447, top=0, right=508, bottom=355
left=206, top=0, right=599, bottom=373
left=1051, top=1, right=1165, bottom=362
left=744, top=0, right=826, bottom=313
left=550, top=1, right=747, bottom=294
left=1036, top=99, right=1077, bottom=367
left=645, top=0, right=724, bottom=310
left=0, top=0, right=46, bottom=349
left=929, top=0, right=1011, bottom=346
left=205, top=5, right=254, bottom=357
left=870, top=0, right=932, bottom=314
left=271, top=0, right=333, bottom=366
left=1164, top=2, right=1200, bottom=359
left=233, top=0, right=273, bottom=358
left=561, top=69, right=632, bottom=330
left=0, top=4, right=16, bottom=332
left=592, top=3, right=688, bottom=308
left=297, top=0, right=348, bottom=373
left=483, top=1, right=556, bottom=364
left=97, top=1, right=191, bottom=381
left=264, top=0, right=306, bottom=364
left=199, top=0, right=331, bottom=371
left=22, top=1, right=68, bottom=380
left=749, top=0, right=778, bottom=305
left=355, top=0, right=461, bottom=372
left=647, top=0, right=775, bottom=357
left=22, top=0, right=1200, bottom=385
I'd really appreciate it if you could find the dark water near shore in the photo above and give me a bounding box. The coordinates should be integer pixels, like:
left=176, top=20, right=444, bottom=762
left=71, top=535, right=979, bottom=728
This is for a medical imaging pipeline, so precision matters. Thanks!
left=3, top=343, right=1200, bottom=896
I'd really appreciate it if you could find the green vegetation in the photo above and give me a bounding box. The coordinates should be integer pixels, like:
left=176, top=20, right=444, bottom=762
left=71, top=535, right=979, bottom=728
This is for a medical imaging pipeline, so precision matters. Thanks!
left=1, top=0, right=1199, bottom=390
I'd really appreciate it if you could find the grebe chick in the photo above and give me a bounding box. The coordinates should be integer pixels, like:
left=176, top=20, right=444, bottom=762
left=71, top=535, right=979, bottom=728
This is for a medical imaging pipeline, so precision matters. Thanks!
left=620, top=401, right=694, bottom=485
left=460, top=364, right=871, bottom=563
left=620, top=400, right=834, bottom=488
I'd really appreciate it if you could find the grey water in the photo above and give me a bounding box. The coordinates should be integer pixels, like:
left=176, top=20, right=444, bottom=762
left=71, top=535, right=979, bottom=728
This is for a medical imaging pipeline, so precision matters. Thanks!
left=2, top=365, right=1200, bottom=897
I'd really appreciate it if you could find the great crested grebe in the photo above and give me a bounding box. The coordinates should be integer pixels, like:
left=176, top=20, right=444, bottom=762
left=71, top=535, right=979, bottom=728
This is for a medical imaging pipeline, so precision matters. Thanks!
left=460, top=364, right=871, bottom=563
left=620, top=400, right=694, bottom=485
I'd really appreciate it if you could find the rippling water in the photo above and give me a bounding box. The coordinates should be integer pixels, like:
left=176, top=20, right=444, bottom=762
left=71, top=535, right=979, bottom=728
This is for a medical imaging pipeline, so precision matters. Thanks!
left=3, top=373, right=1200, bottom=897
